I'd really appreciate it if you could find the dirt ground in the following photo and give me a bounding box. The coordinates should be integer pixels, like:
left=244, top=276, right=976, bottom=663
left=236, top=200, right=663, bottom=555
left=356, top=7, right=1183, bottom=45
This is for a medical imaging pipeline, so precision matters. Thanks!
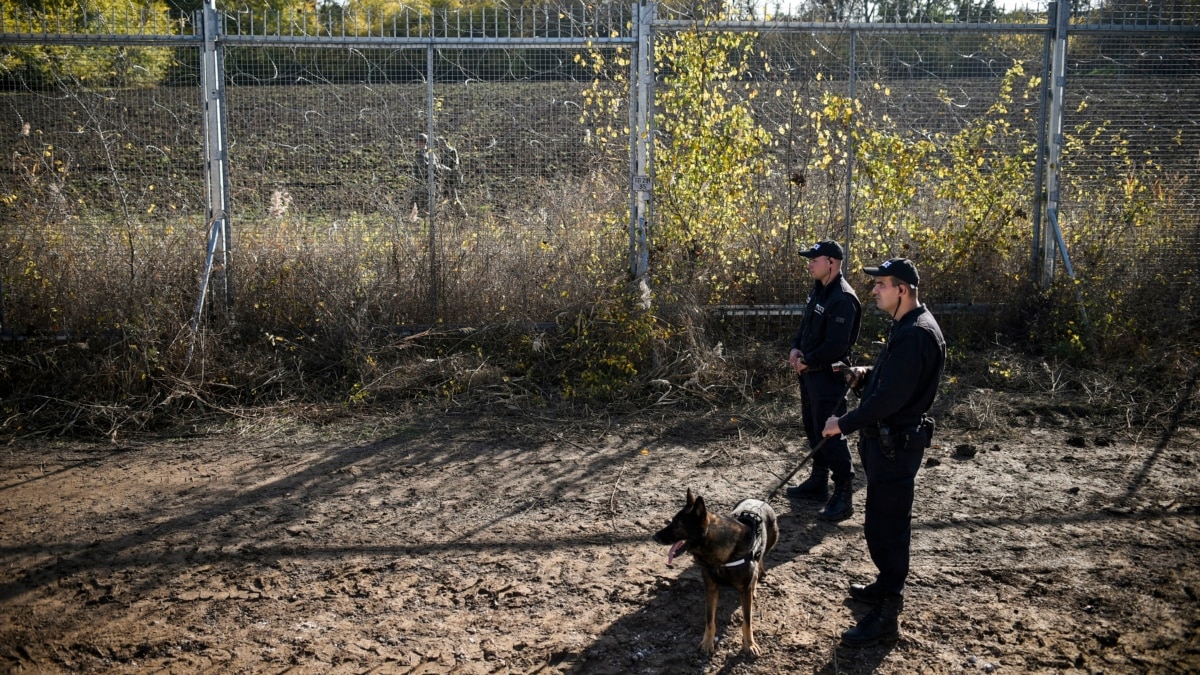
left=1, top=394, right=1197, bottom=674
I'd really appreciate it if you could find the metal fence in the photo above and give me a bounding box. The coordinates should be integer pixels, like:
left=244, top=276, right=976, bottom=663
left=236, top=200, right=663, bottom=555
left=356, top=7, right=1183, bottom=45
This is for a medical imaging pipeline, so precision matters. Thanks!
left=2, top=1, right=1198, bottom=342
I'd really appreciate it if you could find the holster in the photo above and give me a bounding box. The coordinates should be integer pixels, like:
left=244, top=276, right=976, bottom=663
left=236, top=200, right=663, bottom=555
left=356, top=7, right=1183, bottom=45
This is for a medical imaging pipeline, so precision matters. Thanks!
left=862, top=424, right=902, bottom=459
left=864, top=417, right=934, bottom=459
left=921, top=416, right=936, bottom=446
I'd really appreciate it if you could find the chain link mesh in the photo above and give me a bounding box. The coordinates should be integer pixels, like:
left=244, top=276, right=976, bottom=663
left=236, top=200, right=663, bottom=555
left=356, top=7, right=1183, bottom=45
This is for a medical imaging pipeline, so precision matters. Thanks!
left=3, top=45, right=204, bottom=335
left=1, top=4, right=1197, bottom=347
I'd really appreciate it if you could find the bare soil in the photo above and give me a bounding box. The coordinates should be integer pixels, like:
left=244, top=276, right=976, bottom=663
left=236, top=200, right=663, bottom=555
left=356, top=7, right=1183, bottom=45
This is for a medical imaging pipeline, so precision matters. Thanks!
left=1, top=396, right=1197, bottom=674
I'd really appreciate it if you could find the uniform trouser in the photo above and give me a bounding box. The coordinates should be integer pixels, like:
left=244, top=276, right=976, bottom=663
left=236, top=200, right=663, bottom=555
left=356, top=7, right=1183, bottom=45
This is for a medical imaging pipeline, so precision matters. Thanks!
left=799, top=370, right=853, bottom=483
left=858, top=435, right=925, bottom=597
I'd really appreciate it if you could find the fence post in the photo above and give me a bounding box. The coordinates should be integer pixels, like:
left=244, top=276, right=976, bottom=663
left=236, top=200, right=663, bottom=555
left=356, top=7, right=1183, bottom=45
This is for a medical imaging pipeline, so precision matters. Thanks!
left=629, top=0, right=654, bottom=289
left=189, top=0, right=233, bottom=355
left=1038, top=2, right=1091, bottom=339
left=1038, top=0, right=1069, bottom=287
left=188, top=0, right=234, bottom=365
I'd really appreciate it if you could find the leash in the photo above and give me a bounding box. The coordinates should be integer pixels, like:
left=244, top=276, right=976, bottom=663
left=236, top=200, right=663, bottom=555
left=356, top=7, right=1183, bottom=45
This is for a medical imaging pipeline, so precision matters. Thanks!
left=766, top=434, right=833, bottom=501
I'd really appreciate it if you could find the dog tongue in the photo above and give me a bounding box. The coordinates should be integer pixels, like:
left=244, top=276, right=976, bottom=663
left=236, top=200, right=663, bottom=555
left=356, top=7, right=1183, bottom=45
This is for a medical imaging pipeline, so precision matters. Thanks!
left=667, top=540, right=686, bottom=566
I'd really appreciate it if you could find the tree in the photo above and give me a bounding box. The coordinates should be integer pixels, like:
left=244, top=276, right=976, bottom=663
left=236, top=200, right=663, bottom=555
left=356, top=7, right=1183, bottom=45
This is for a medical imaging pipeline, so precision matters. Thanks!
left=783, top=0, right=1006, bottom=22
left=1, top=0, right=176, bottom=89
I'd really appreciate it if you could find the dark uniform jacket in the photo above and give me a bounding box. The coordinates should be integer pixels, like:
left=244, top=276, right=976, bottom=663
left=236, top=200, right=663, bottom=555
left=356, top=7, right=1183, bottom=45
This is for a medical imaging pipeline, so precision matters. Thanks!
left=789, top=273, right=862, bottom=370
left=839, top=305, right=946, bottom=433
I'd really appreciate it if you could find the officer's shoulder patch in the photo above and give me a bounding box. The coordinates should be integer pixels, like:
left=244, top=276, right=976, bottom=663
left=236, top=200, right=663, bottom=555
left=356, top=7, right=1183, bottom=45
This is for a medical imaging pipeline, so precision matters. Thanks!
left=835, top=317, right=845, bottom=323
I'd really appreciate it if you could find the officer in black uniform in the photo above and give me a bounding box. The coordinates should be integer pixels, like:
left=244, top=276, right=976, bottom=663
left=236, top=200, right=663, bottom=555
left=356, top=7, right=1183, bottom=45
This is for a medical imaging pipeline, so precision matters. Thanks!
left=787, top=240, right=862, bottom=521
left=822, top=257, right=945, bottom=647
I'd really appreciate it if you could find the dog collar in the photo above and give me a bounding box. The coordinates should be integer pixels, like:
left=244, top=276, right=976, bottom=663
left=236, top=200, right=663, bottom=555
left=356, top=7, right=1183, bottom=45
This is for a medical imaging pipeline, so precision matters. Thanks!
left=724, top=558, right=748, bottom=567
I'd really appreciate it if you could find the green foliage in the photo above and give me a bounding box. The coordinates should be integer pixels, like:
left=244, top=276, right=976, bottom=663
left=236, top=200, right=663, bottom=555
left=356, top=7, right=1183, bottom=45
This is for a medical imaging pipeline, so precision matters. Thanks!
left=580, top=25, right=773, bottom=302
left=1, top=0, right=176, bottom=88
left=579, top=33, right=1050, bottom=307
left=652, top=29, right=774, bottom=299
left=799, top=62, right=1037, bottom=301
left=552, top=282, right=672, bottom=400
left=576, top=28, right=1195, bottom=362
left=340, top=0, right=498, bottom=19
left=1049, top=96, right=1187, bottom=357
left=920, top=62, right=1037, bottom=295
left=810, top=85, right=937, bottom=260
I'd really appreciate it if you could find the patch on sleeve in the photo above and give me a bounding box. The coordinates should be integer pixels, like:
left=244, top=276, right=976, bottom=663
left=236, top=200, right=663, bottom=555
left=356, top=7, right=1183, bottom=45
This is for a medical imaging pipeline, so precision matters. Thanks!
left=835, top=317, right=846, bottom=323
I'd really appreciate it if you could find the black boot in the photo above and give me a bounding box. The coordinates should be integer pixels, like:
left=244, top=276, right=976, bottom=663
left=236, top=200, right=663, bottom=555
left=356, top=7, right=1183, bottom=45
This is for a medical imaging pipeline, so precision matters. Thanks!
left=841, top=594, right=903, bottom=647
left=817, top=479, right=853, bottom=521
left=786, top=467, right=829, bottom=500
left=848, top=582, right=883, bottom=603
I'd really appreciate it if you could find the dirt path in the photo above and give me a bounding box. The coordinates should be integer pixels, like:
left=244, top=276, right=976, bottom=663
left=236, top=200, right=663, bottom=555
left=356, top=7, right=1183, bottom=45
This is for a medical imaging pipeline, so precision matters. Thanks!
left=1, top=405, right=1197, bottom=673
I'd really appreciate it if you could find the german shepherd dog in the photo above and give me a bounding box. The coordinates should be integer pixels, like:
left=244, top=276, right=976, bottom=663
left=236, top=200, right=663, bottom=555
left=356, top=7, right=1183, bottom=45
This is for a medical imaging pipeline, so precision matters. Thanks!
left=653, top=489, right=779, bottom=656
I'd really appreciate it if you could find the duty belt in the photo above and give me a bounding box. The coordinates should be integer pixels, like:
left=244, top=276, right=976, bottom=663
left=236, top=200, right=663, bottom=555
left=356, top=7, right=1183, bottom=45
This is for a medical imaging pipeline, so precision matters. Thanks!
left=859, top=421, right=919, bottom=438
left=801, top=363, right=840, bottom=373
left=860, top=418, right=933, bottom=459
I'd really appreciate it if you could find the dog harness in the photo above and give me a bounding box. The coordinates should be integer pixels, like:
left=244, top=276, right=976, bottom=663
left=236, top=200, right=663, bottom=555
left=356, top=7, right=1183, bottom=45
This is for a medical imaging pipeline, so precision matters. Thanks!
left=724, top=500, right=771, bottom=567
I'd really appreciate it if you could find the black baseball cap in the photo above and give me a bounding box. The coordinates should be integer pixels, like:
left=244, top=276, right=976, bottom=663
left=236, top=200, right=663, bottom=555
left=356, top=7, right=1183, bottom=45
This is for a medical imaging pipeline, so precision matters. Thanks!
left=799, top=240, right=844, bottom=260
left=863, top=258, right=920, bottom=287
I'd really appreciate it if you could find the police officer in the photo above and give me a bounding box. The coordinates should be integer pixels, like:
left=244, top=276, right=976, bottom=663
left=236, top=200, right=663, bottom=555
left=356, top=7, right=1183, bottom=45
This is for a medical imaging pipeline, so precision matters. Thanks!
left=787, top=239, right=862, bottom=521
left=822, top=257, right=945, bottom=647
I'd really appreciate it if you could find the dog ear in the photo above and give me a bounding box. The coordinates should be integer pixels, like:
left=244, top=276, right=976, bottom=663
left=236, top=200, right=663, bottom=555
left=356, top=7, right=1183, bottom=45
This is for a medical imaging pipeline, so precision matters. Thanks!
left=686, top=488, right=695, bottom=506
left=693, top=495, right=707, bottom=519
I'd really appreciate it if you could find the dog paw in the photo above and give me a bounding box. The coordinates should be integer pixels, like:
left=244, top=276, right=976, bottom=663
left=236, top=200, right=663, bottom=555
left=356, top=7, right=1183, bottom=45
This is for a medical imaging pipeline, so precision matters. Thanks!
left=699, top=638, right=716, bottom=655
left=743, top=642, right=761, bottom=657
